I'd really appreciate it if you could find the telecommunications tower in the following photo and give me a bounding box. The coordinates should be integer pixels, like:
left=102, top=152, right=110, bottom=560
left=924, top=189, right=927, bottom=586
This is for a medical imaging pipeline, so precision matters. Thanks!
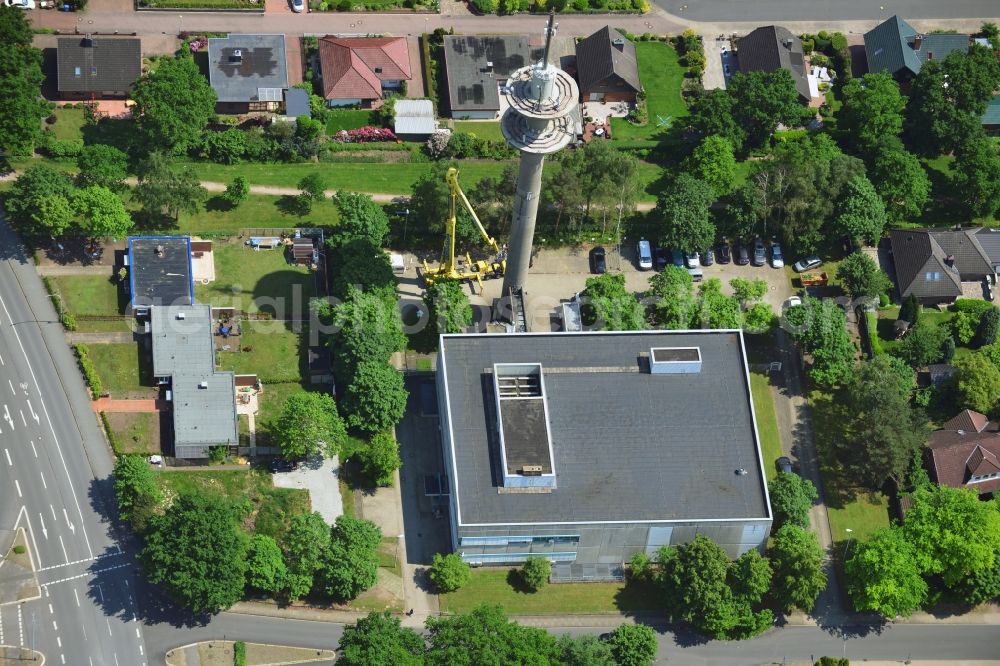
left=497, top=11, right=579, bottom=320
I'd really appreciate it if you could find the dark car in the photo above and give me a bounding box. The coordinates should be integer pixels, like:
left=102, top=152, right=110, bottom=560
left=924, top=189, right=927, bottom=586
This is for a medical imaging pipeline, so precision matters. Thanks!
left=671, top=249, right=685, bottom=268
left=716, top=242, right=731, bottom=264
left=269, top=458, right=296, bottom=473
left=701, top=247, right=714, bottom=266
left=777, top=456, right=794, bottom=474
left=654, top=246, right=670, bottom=270
left=589, top=246, right=607, bottom=274
left=752, top=237, right=767, bottom=266
left=735, top=242, right=750, bottom=266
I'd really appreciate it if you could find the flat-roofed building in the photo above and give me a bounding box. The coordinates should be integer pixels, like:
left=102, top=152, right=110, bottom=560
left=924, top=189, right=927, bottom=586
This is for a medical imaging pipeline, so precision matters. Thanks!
left=437, top=330, right=772, bottom=580
left=127, top=236, right=194, bottom=316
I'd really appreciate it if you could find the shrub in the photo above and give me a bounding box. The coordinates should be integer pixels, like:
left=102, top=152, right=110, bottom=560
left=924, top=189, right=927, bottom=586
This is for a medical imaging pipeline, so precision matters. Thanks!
left=75, top=344, right=103, bottom=399
left=208, top=445, right=228, bottom=464
left=628, top=551, right=651, bottom=581
left=520, top=556, right=551, bottom=592
left=975, top=307, right=1000, bottom=348
left=13, top=545, right=26, bottom=555
left=100, top=411, right=124, bottom=455
left=428, top=552, right=471, bottom=592
left=234, top=641, right=247, bottom=666
left=44, top=138, right=85, bottom=159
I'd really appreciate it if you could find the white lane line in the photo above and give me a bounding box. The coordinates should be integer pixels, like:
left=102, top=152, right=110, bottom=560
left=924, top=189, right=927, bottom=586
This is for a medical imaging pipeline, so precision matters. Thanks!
left=135, top=627, right=140, bottom=638
left=57, top=636, right=61, bottom=647
left=106, top=618, right=113, bottom=637
left=16, top=603, right=23, bottom=646
left=30, top=440, right=36, bottom=457
left=39, top=471, right=46, bottom=489
left=0, top=293, right=94, bottom=558
left=19, top=409, right=25, bottom=426
left=113, top=653, right=119, bottom=666
left=14, top=479, right=21, bottom=497
left=0, top=351, right=5, bottom=365
left=42, top=563, right=130, bottom=588
left=48, top=604, right=53, bottom=615
left=62, top=507, right=75, bottom=534
left=38, top=513, right=48, bottom=539
left=4, top=448, right=10, bottom=465
left=1, top=605, right=5, bottom=643
left=25, top=399, right=38, bottom=424
left=60, top=654, right=65, bottom=664
left=49, top=504, right=57, bottom=521
left=58, top=534, right=69, bottom=561
left=52, top=620, right=57, bottom=631
left=22, top=510, right=42, bottom=570
left=7, top=378, right=13, bottom=394
left=139, top=645, right=144, bottom=656
left=38, top=551, right=120, bottom=572
left=73, top=588, right=80, bottom=607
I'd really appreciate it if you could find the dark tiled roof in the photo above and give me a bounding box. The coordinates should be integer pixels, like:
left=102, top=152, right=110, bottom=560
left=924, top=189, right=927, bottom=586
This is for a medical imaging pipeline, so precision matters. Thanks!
left=575, top=26, right=641, bottom=95
left=736, top=25, right=811, bottom=101
left=888, top=229, right=961, bottom=301
left=864, top=15, right=922, bottom=78
left=57, top=37, right=141, bottom=94
left=973, top=227, right=1000, bottom=264
left=444, top=35, right=531, bottom=112
left=929, top=410, right=1000, bottom=493
left=207, top=34, right=288, bottom=103
left=914, top=33, right=970, bottom=64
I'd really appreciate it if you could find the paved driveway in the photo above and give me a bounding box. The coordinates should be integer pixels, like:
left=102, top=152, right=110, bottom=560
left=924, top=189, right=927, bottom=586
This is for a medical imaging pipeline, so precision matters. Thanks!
left=272, top=455, right=343, bottom=524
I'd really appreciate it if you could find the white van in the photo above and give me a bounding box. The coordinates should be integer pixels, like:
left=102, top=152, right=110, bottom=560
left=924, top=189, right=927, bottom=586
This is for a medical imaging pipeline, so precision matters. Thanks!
left=637, top=239, right=653, bottom=270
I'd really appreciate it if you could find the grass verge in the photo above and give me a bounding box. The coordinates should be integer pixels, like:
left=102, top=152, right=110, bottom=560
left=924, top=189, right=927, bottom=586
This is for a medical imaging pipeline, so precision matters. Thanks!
left=750, top=372, right=782, bottom=483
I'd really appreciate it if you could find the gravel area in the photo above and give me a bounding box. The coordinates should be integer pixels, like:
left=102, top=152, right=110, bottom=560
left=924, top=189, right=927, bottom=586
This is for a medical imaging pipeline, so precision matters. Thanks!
left=272, top=455, right=343, bottom=525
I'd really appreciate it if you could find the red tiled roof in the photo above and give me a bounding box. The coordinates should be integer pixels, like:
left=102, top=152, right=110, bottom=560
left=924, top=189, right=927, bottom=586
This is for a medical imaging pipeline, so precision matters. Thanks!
left=928, top=411, right=1000, bottom=494
left=318, top=37, right=411, bottom=101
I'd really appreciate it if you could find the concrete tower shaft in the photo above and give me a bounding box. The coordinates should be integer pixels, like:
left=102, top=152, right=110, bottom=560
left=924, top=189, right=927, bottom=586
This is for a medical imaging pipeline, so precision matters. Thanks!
left=498, top=13, right=579, bottom=304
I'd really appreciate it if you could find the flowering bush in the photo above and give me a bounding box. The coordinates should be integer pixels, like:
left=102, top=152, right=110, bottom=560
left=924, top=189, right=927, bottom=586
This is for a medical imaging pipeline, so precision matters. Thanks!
left=334, top=126, right=397, bottom=143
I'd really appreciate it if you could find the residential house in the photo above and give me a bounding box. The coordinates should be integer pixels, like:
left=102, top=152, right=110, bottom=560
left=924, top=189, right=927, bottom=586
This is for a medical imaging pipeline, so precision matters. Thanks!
left=889, top=228, right=1000, bottom=303
left=928, top=410, right=1000, bottom=496
left=207, top=34, right=289, bottom=113
left=864, top=16, right=969, bottom=83
left=574, top=26, right=642, bottom=104
left=56, top=36, right=141, bottom=99
left=735, top=26, right=812, bottom=103
left=437, top=330, right=772, bottom=578
left=983, top=94, right=1000, bottom=132
left=443, top=35, right=532, bottom=119
left=317, top=36, right=411, bottom=108
left=126, top=236, right=195, bottom=317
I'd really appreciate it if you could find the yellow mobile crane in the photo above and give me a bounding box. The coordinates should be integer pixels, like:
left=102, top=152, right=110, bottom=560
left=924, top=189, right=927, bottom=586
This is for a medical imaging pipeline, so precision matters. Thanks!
left=422, top=167, right=507, bottom=290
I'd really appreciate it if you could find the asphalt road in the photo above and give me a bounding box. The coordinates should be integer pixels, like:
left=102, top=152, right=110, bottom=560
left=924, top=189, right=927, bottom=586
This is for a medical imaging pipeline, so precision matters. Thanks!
left=0, top=215, right=147, bottom=666
left=657, top=0, right=1000, bottom=21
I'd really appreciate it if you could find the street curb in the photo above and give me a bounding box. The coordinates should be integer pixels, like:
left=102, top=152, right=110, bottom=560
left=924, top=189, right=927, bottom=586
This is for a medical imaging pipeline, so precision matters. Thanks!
left=0, top=647, right=45, bottom=664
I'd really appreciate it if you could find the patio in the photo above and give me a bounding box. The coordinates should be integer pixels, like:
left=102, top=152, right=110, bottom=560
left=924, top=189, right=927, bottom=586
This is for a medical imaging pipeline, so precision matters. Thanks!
left=580, top=100, right=630, bottom=125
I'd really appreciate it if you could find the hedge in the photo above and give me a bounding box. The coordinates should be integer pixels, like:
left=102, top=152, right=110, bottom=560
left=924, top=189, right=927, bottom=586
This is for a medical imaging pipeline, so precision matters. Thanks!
left=74, top=344, right=103, bottom=399
left=99, top=411, right=124, bottom=455
left=234, top=641, right=247, bottom=666
left=43, top=277, right=78, bottom=331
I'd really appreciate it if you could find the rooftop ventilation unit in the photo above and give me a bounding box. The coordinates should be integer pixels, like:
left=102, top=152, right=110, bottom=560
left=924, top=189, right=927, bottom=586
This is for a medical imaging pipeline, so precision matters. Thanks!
left=155, top=244, right=165, bottom=256
left=649, top=347, right=702, bottom=374
left=231, top=49, right=243, bottom=64
left=176, top=312, right=186, bottom=320
left=198, top=381, right=209, bottom=389
left=374, top=66, right=383, bottom=73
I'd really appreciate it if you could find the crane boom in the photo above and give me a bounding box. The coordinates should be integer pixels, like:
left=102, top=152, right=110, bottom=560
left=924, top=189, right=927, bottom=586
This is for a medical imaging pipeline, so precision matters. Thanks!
left=447, top=167, right=502, bottom=255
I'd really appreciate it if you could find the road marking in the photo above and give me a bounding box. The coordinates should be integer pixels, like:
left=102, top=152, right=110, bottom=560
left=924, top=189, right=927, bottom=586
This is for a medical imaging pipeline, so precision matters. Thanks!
left=0, top=351, right=5, bottom=365
left=3, top=404, right=13, bottom=430
left=48, top=604, right=52, bottom=615
left=139, top=645, right=144, bottom=656
left=114, top=653, right=119, bottom=666
left=4, top=448, right=10, bottom=465
left=38, top=551, right=121, bottom=572
left=7, top=379, right=13, bottom=394
left=50, top=504, right=57, bottom=521
left=25, top=399, right=38, bottom=424
left=73, top=588, right=80, bottom=607
left=41, top=563, right=130, bottom=588
left=16, top=603, right=22, bottom=646
left=63, top=508, right=74, bottom=534
left=60, top=654, right=65, bottom=664
left=58, top=534, right=69, bottom=561
left=39, top=471, right=46, bottom=489
left=30, top=440, right=36, bottom=457
left=57, top=635, right=61, bottom=646
left=39, top=513, right=48, bottom=539
left=107, top=618, right=113, bottom=637
left=52, top=620, right=56, bottom=631
left=0, top=292, right=94, bottom=559
left=135, top=627, right=140, bottom=638
left=14, top=479, right=21, bottom=497
left=1, top=606, right=5, bottom=643
left=19, top=409, right=25, bottom=426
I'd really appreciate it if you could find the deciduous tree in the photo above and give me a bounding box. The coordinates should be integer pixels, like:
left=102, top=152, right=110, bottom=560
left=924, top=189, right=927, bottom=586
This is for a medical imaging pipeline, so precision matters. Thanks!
left=112, top=454, right=161, bottom=528
left=360, top=432, right=402, bottom=487
left=341, top=361, right=408, bottom=434
left=271, top=392, right=347, bottom=460
left=768, top=524, right=827, bottom=612
left=428, top=552, right=471, bottom=593
left=131, top=54, right=217, bottom=153
left=555, top=634, right=615, bottom=666
left=72, top=186, right=133, bottom=238
left=223, top=175, right=250, bottom=207
left=897, top=323, right=950, bottom=367
left=832, top=176, right=887, bottom=246
left=331, top=287, right=407, bottom=381
left=607, top=623, right=658, bottom=666
left=656, top=173, right=717, bottom=254
left=845, top=527, right=927, bottom=618
left=840, top=73, right=906, bottom=155
left=727, top=549, right=772, bottom=603
left=246, top=534, right=287, bottom=597
left=283, top=511, right=331, bottom=600
left=318, top=516, right=382, bottom=601
left=728, top=69, right=806, bottom=149
left=0, top=8, right=47, bottom=156
left=954, top=352, right=1000, bottom=414
left=646, top=266, right=696, bottom=329
left=580, top=273, right=645, bottom=331
left=140, top=491, right=249, bottom=615
left=133, top=152, right=208, bottom=221
left=77, top=144, right=129, bottom=191
left=337, top=611, right=425, bottom=666
left=4, top=165, right=76, bottom=237
left=425, top=280, right=473, bottom=336
left=835, top=252, right=891, bottom=300
left=767, top=472, right=818, bottom=529
left=686, top=88, right=746, bottom=154
left=424, top=605, right=558, bottom=666
left=332, top=191, right=391, bottom=247
left=684, top=135, right=737, bottom=195
left=520, top=556, right=551, bottom=592
left=952, top=132, right=1000, bottom=218
left=783, top=297, right=855, bottom=387
left=870, top=149, right=930, bottom=223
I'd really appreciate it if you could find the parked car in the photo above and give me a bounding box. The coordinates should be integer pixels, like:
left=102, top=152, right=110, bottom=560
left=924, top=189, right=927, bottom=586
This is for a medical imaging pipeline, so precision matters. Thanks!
left=671, top=249, right=685, bottom=268
left=685, top=251, right=699, bottom=269
left=735, top=242, right=750, bottom=266
left=687, top=267, right=704, bottom=282
left=291, top=0, right=304, bottom=10
left=793, top=255, right=823, bottom=273
left=784, top=295, right=802, bottom=311
left=701, top=247, right=714, bottom=266
left=654, top=246, right=670, bottom=271
left=637, top=239, right=653, bottom=270
left=770, top=242, right=784, bottom=269
left=3, top=0, right=35, bottom=8
left=752, top=238, right=767, bottom=266
left=269, top=458, right=297, bottom=473
left=777, top=456, right=794, bottom=474
left=589, top=246, right=607, bottom=274
left=716, top=242, right=731, bottom=264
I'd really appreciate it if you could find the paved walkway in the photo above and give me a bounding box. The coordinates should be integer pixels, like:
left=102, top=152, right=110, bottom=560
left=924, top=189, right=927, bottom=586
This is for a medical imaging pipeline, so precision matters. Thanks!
left=36, top=264, right=111, bottom=276
left=90, top=398, right=165, bottom=413
left=66, top=331, right=134, bottom=344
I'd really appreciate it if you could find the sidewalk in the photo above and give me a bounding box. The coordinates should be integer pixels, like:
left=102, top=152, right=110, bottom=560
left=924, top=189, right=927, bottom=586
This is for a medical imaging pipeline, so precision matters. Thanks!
left=66, top=331, right=134, bottom=344
left=90, top=398, right=165, bottom=412
left=36, top=264, right=111, bottom=276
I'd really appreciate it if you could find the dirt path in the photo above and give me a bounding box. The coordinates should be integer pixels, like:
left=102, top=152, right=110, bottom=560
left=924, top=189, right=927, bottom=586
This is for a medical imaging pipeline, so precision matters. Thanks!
left=66, top=331, right=134, bottom=344
left=90, top=398, right=166, bottom=413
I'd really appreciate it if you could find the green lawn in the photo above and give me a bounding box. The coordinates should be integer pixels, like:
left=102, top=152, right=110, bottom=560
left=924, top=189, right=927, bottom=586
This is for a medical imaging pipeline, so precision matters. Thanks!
left=326, top=109, right=375, bottom=134
left=175, top=194, right=340, bottom=237
left=750, top=372, right=782, bottom=483
left=217, top=324, right=305, bottom=384
left=106, top=412, right=160, bottom=456
left=48, top=107, right=86, bottom=142
left=195, top=242, right=316, bottom=314
left=610, top=41, right=687, bottom=141
left=157, top=470, right=310, bottom=547
left=51, top=275, right=122, bottom=316
left=453, top=121, right=504, bottom=141
left=85, top=343, right=155, bottom=398
left=439, top=568, right=661, bottom=615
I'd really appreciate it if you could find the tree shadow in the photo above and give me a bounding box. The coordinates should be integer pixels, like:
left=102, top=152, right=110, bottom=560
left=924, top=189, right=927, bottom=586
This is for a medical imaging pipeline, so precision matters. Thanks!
left=275, top=195, right=311, bottom=218
left=80, top=117, right=139, bottom=155
left=205, top=195, right=235, bottom=213
left=505, top=568, right=533, bottom=595
left=130, top=209, right=179, bottom=234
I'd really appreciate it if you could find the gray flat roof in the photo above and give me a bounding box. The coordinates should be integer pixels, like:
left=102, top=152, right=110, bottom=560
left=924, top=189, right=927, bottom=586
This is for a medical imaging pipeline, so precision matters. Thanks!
left=150, top=305, right=215, bottom=377
left=128, top=237, right=193, bottom=310
left=207, top=34, right=288, bottom=103
left=444, top=35, right=531, bottom=112
left=172, top=371, right=237, bottom=449
left=439, top=331, right=770, bottom=526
